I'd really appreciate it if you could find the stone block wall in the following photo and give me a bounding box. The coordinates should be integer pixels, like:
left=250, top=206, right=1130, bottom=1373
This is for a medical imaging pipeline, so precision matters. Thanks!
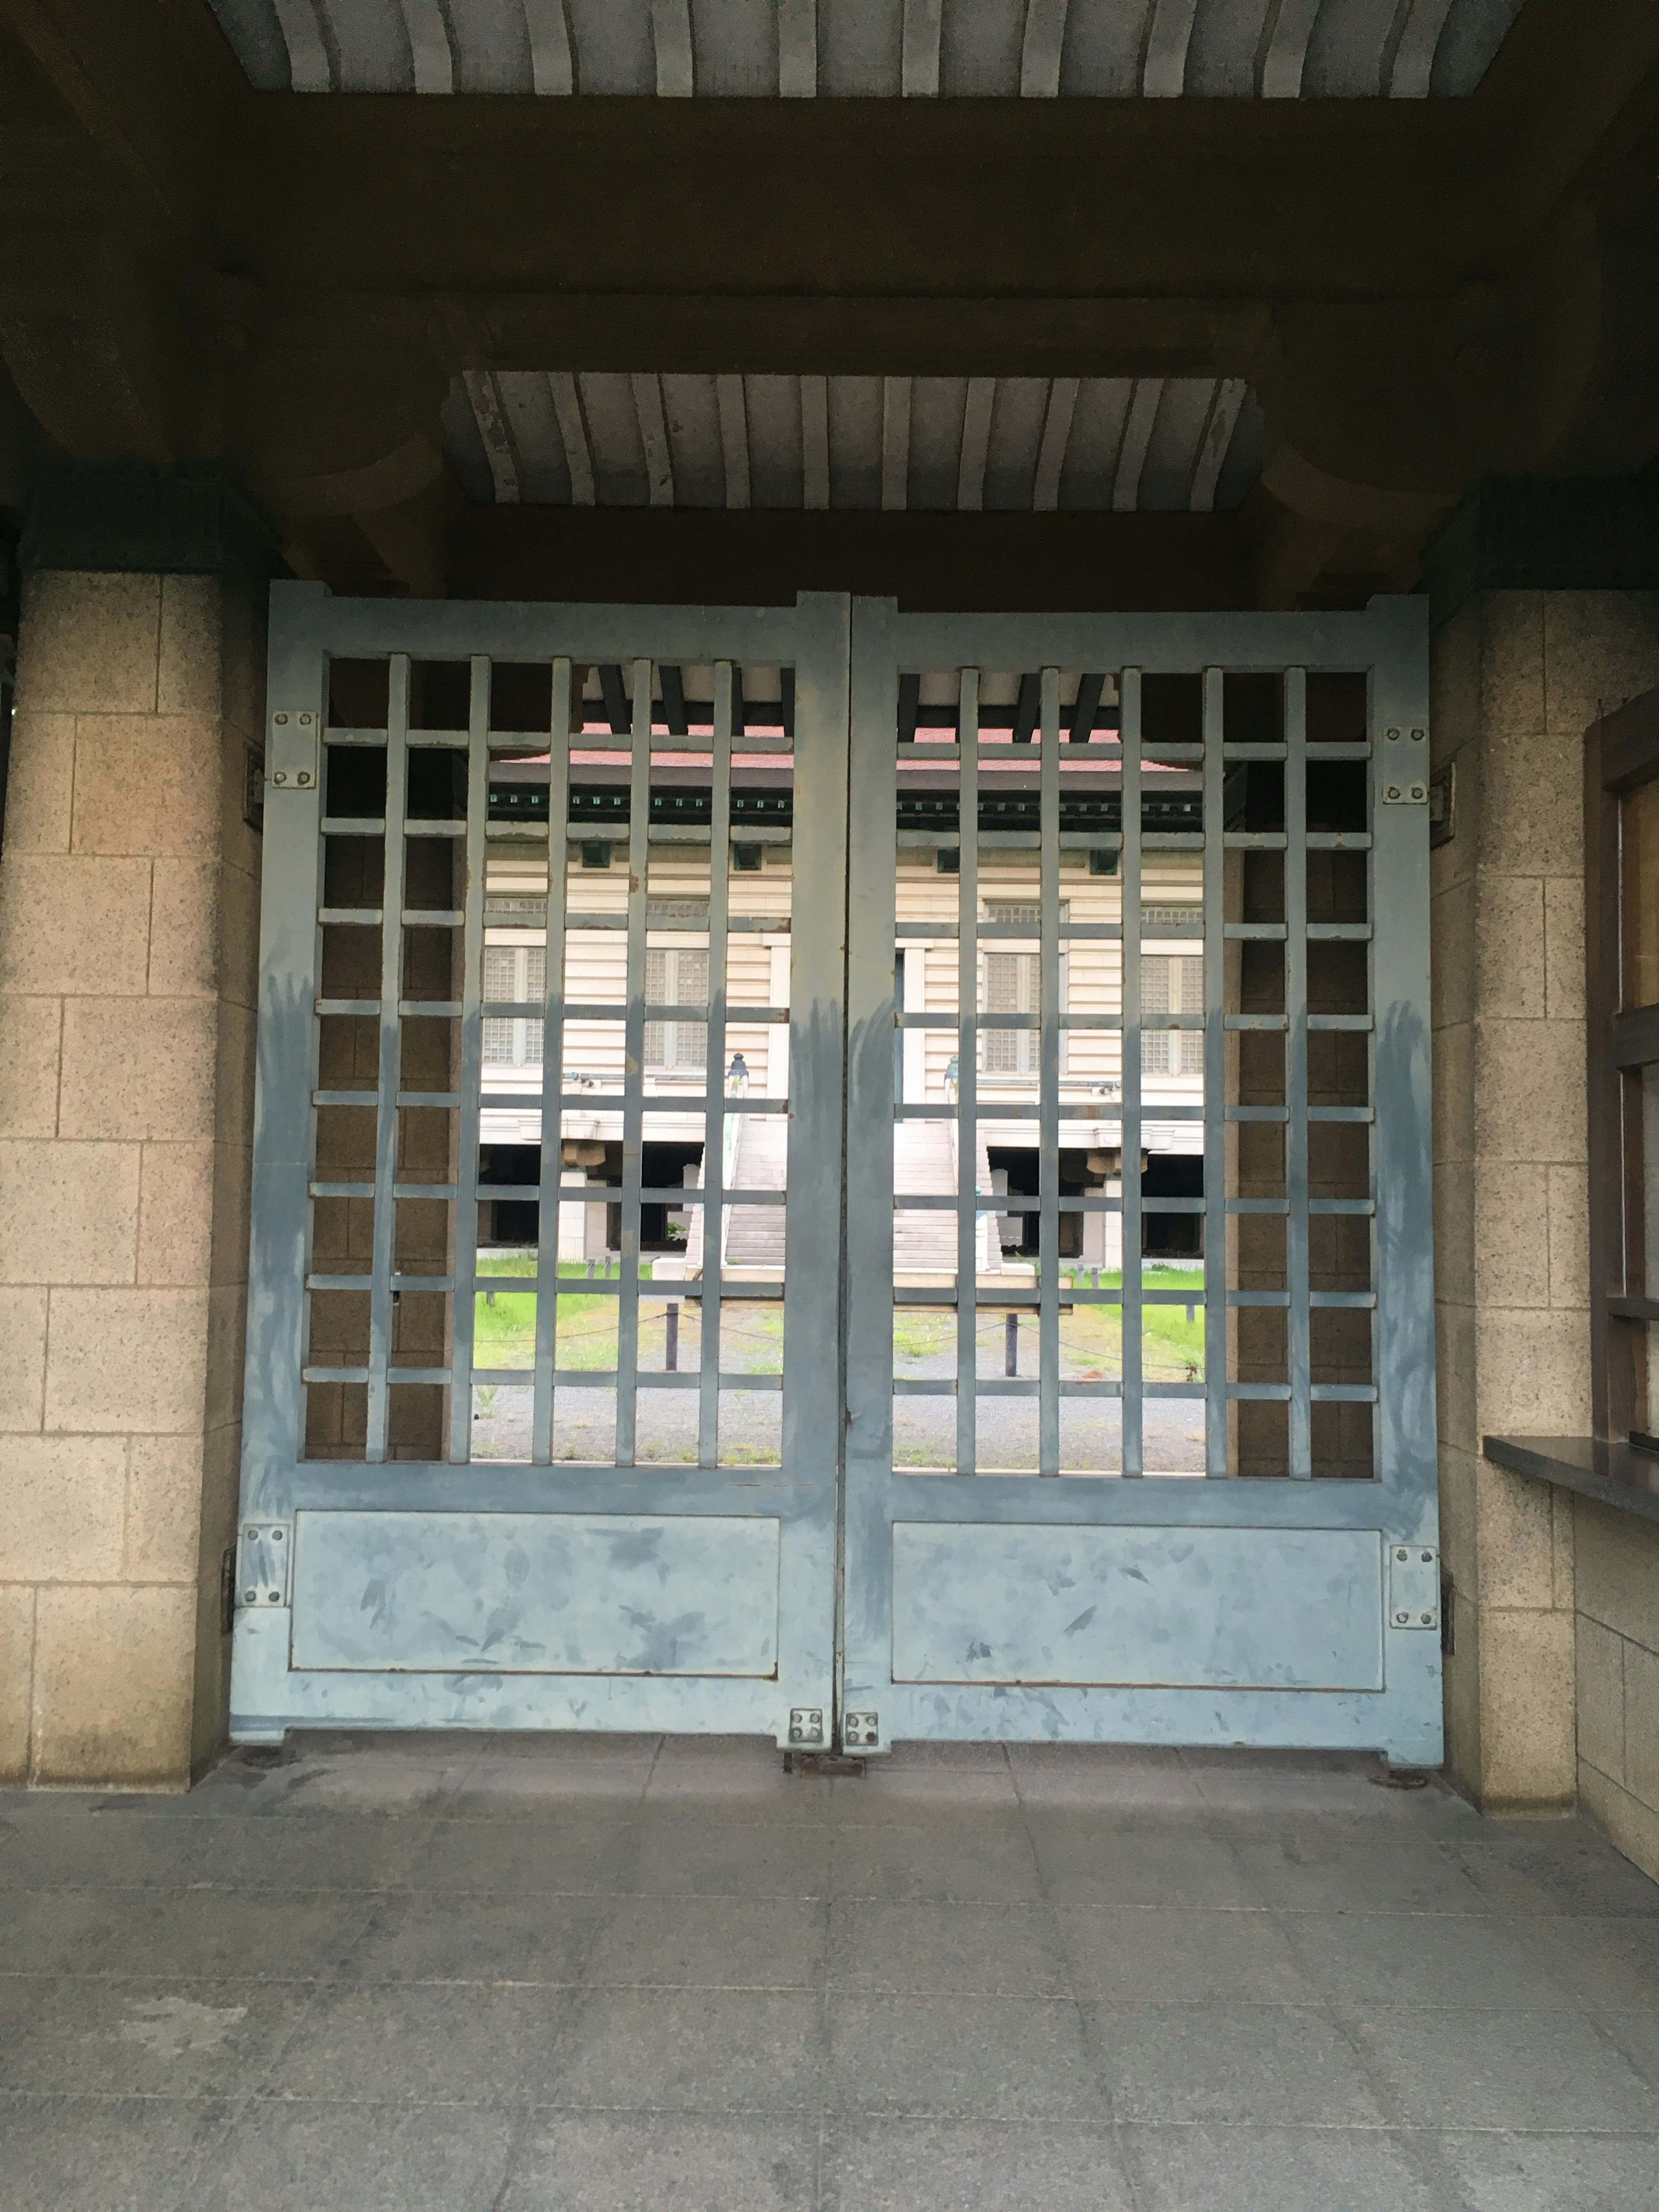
left=0, top=570, right=264, bottom=1784
left=1575, top=1501, right=1659, bottom=1876
left=1431, top=588, right=1659, bottom=1813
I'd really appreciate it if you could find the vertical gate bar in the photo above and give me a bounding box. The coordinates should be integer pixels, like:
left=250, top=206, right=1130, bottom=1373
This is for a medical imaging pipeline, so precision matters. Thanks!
left=242, top=584, right=327, bottom=1511
left=1285, top=665, right=1312, bottom=1477
left=532, top=659, right=572, bottom=1463
left=614, top=657, right=653, bottom=1467
left=779, top=594, right=851, bottom=1729
left=699, top=662, right=734, bottom=1468
left=1369, top=598, right=1436, bottom=1550
left=1120, top=667, right=1144, bottom=1476
left=1202, top=667, right=1228, bottom=1474
left=843, top=596, right=898, bottom=1728
left=445, top=657, right=491, bottom=1462
left=366, top=653, right=410, bottom=1463
left=1039, top=666, right=1062, bottom=1475
left=955, top=669, right=979, bottom=1475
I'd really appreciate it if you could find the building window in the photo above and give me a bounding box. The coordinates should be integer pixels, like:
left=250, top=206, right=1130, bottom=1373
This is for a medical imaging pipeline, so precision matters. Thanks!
left=979, top=905, right=1067, bottom=1077
left=1142, top=955, right=1203, bottom=1074
left=981, top=951, right=1038, bottom=1074
left=644, top=946, right=709, bottom=1071
left=1587, top=690, right=1659, bottom=1440
left=482, top=944, right=544, bottom=1065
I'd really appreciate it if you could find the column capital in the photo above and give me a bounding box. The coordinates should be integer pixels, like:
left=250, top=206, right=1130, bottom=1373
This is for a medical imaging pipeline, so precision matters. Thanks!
left=20, top=464, right=283, bottom=602
left=1424, top=477, right=1659, bottom=630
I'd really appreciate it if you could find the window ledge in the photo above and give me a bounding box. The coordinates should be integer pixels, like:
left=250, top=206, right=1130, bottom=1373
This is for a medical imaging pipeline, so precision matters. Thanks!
left=1483, top=1434, right=1659, bottom=1526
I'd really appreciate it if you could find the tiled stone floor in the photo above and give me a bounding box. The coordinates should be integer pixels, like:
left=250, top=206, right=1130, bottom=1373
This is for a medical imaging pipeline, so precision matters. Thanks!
left=3, top=1736, right=1659, bottom=2209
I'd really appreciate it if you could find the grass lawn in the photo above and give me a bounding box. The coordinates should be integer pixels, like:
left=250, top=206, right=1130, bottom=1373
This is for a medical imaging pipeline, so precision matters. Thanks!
left=471, top=1255, right=785, bottom=1375
left=891, top=1268, right=1205, bottom=1381
left=471, top=1257, right=1206, bottom=1382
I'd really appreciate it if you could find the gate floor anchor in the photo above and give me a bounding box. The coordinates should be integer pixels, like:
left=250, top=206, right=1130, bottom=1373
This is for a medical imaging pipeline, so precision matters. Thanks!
left=783, top=1751, right=866, bottom=1778
left=1369, top=1765, right=1432, bottom=1791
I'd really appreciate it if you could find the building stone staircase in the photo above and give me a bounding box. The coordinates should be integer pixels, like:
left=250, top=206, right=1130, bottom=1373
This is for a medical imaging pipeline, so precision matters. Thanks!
left=721, top=1115, right=788, bottom=1269
left=894, top=1121, right=1001, bottom=1278
left=679, top=1115, right=1000, bottom=1279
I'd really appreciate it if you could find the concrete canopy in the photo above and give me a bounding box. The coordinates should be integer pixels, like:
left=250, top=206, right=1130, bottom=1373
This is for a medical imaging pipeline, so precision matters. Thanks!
left=0, top=0, right=1656, bottom=605
left=207, top=0, right=1522, bottom=102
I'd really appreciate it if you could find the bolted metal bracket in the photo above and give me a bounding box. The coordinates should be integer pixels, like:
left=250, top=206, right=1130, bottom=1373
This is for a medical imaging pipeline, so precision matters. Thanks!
left=843, top=1710, right=880, bottom=1750
left=1379, top=725, right=1428, bottom=805
left=267, top=710, right=319, bottom=793
left=1389, top=1543, right=1440, bottom=1630
left=788, top=1706, right=825, bottom=1747
left=238, top=1522, right=291, bottom=1611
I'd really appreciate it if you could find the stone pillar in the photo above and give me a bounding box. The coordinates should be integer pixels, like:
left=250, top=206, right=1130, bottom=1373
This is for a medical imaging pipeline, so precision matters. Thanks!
left=1428, top=485, right=1659, bottom=1811
left=0, top=471, right=272, bottom=1785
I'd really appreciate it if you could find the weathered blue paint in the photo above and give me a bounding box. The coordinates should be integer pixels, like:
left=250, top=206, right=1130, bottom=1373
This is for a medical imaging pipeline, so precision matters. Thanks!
left=234, top=590, right=1438, bottom=1765
left=890, top=1524, right=1384, bottom=1689
left=232, top=588, right=849, bottom=1745
left=841, top=599, right=1440, bottom=1765
left=289, top=1510, right=782, bottom=1675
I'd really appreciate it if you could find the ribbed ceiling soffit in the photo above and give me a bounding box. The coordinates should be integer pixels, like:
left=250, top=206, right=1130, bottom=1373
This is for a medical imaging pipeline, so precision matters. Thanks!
left=210, top=0, right=1521, bottom=100
left=444, top=372, right=1263, bottom=514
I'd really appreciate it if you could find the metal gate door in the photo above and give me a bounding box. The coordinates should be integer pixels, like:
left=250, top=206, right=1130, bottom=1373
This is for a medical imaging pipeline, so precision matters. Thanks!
left=232, top=587, right=849, bottom=1742
left=234, top=587, right=1437, bottom=1765
left=842, top=600, right=1440, bottom=1766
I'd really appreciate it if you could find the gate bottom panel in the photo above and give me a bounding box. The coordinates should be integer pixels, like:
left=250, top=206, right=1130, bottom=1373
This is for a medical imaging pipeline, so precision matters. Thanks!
left=289, top=1509, right=782, bottom=1676
left=892, top=1524, right=1384, bottom=1691
left=850, top=1677, right=1443, bottom=1767
left=230, top=1608, right=822, bottom=1744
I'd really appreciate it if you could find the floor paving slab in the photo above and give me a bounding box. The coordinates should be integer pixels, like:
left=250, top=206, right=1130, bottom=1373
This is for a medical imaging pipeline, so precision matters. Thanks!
left=502, top=2111, right=822, bottom=2211
left=829, top=1818, right=1045, bottom=1904
left=164, top=1809, right=437, bottom=1891
left=826, top=1897, right=1071, bottom=1997
left=826, top=1992, right=1106, bottom=2119
left=71, top=1883, right=381, bottom=1983
left=1273, top=1905, right=1576, bottom=2009
left=625, top=1817, right=834, bottom=1900
left=818, top=2117, right=1135, bottom=2210
left=1025, top=1817, right=1264, bottom=1909
left=1085, top=1998, right=1390, bottom=2127
left=1431, top=2126, right=1659, bottom=2210
left=1511, top=1911, right=1659, bottom=2011
left=444, top=1759, right=659, bottom=1816
left=1224, top=1827, right=1496, bottom=1914
left=265, top=1980, right=578, bottom=2105
left=1119, top=2121, right=1455, bottom=2211
left=0, top=1805, right=204, bottom=1889
left=0, top=1975, right=317, bottom=2100
left=349, top=1889, right=608, bottom=1986
left=581, top=1893, right=830, bottom=1990
left=1058, top=1902, right=1316, bottom=2003
left=1440, top=1824, right=1659, bottom=1916
left=3, top=1738, right=1659, bottom=2209
left=1341, top=2002, right=1659, bottom=2131
left=0, top=2091, right=232, bottom=2212
left=180, top=2098, right=521, bottom=2212
left=407, top=1812, right=634, bottom=1894
left=550, top=1986, right=827, bottom=2113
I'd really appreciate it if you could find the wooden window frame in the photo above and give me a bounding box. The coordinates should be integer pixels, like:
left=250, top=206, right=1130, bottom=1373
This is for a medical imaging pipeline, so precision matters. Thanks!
left=1587, top=684, right=1659, bottom=1440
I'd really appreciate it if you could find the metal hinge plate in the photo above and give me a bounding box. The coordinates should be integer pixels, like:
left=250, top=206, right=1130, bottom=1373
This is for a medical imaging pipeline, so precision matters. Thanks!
left=1379, top=725, right=1428, bottom=805
left=788, top=1706, right=825, bottom=1746
left=843, top=1710, right=880, bottom=1750
left=267, top=710, right=319, bottom=793
left=238, top=1522, right=291, bottom=1611
left=1389, top=1543, right=1440, bottom=1630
